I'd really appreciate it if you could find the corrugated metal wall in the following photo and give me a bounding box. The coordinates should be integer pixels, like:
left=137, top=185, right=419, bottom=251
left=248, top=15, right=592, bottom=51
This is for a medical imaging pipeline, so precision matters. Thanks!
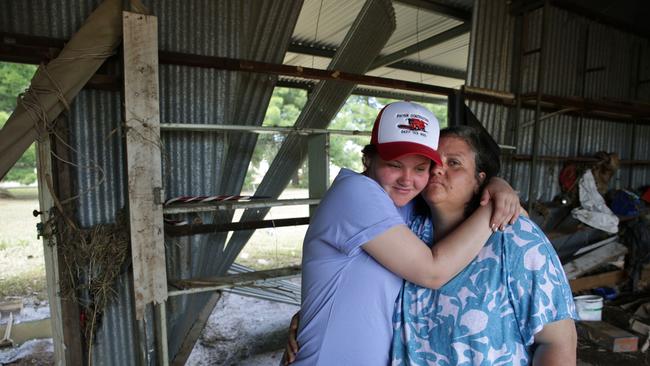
left=467, top=0, right=650, bottom=202
left=1, top=0, right=302, bottom=364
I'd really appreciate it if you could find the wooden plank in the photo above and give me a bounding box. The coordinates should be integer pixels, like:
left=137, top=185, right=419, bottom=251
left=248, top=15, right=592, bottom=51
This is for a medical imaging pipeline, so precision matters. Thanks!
left=308, top=134, right=329, bottom=217
left=123, top=11, right=167, bottom=320
left=0, top=300, right=23, bottom=316
left=569, top=270, right=627, bottom=292
left=37, top=125, right=80, bottom=364
left=577, top=321, right=638, bottom=352
left=563, top=242, right=628, bottom=279
left=169, top=265, right=302, bottom=296
left=630, top=319, right=650, bottom=335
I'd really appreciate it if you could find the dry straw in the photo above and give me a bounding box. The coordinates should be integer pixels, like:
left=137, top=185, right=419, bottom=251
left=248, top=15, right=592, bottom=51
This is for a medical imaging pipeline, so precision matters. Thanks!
left=47, top=207, right=130, bottom=363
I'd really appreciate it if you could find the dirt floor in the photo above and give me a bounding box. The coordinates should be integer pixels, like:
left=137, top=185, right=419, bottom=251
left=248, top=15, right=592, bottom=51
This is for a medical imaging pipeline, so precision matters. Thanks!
left=0, top=291, right=297, bottom=365
left=186, top=291, right=299, bottom=365
left=4, top=304, right=650, bottom=365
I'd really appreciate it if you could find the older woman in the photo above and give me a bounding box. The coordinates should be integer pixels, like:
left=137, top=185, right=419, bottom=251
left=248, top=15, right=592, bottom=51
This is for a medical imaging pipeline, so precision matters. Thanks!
left=391, top=126, right=577, bottom=365
left=290, top=102, right=521, bottom=365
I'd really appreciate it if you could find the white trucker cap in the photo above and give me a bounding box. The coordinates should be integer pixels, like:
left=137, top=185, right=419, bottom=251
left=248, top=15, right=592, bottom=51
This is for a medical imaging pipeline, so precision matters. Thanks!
left=370, top=101, right=441, bottom=165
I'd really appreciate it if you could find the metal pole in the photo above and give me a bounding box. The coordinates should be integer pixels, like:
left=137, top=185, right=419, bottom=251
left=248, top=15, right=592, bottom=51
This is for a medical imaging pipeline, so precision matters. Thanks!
left=155, top=301, right=169, bottom=366
left=527, top=1, right=550, bottom=212
left=160, top=123, right=371, bottom=136
left=509, top=12, right=526, bottom=184
left=628, top=44, right=643, bottom=187
left=575, top=24, right=590, bottom=158
left=165, top=217, right=310, bottom=236
left=162, top=197, right=320, bottom=215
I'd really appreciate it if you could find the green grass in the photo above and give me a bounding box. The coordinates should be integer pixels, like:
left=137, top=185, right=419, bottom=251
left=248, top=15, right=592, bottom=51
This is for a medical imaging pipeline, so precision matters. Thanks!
left=233, top=188, right=308, bottom=270
left=0, top=267, right=47, bottom=300
left=235, top=226, right=306, bottom=270
left=0, top=187, right=45, bottom=301
left=5, top=186, right=38, bottom=200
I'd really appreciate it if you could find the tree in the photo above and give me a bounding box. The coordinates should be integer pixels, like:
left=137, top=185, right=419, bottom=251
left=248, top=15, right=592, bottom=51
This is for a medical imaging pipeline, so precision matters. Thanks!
left=243, top=88, right=448, bottom=190
left=0, top=62, right=36, bottom=113
left=0, top=62, right=37, bottom=185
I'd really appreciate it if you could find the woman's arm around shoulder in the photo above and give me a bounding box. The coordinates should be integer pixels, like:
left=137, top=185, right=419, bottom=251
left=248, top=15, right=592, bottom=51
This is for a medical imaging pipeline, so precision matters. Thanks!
left=363, top=203, right=495, bottom=289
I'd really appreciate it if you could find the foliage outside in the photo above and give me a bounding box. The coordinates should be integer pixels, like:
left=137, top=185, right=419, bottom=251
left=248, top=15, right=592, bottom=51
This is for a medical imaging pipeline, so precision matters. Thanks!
left=0, top=62, right=38, bottom=185
left=244, top=87, right=447, bottom=190
left=0, top=187, right=47, bottom=300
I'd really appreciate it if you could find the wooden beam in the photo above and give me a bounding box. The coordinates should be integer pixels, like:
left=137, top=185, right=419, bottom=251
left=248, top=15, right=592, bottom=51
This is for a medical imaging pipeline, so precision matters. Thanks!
left=122, top=11, right=167, bottom=320
left=169, top=265, right=302, bottom=296
left=48, top=106, right=84, bottom=365
left=577, top=321, right=638, bottom=353
left=509, top=154, right=650, bottom=165
left=308, top=134, right=329, bottom=217
left=158, top=51, right=454, bottom=97
left=35, top=139, right=70, bottom=364
left=569, top=270, right=627, bottom=292
left=563, top=242, right=627, bottom=280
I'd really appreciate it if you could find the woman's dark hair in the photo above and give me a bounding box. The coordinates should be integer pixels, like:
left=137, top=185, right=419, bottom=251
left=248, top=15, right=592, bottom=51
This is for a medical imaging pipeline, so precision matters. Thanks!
left=361, top=144, right=378, bottom=173
left=424, top=125, right=502, bottom=218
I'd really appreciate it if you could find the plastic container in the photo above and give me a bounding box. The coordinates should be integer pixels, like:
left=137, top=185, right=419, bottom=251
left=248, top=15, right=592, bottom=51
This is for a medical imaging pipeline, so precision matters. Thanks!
left=574, top=295, right=603, bottom=321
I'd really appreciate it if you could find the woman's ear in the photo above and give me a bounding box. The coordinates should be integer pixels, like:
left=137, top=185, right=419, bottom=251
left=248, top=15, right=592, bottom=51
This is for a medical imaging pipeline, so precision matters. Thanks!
left=362, top=155, right=371, bottom=172
left=478, top=172, right=487, bottom=184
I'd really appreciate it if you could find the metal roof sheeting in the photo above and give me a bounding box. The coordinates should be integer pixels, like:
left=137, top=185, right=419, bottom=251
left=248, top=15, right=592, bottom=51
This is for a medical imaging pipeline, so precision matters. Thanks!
left=287, top=0, right=469, bottom=90
left=1, top=0, right=101, bottom=38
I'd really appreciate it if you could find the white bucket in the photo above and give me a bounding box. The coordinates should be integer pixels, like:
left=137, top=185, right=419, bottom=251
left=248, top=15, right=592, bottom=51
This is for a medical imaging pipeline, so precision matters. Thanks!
left=574, top=295, right=603, bottom=321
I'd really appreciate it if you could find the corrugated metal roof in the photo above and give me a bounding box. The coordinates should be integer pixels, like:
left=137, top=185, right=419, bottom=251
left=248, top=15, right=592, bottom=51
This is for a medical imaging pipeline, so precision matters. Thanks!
left=383, top=4, right=463, bottom=55
left=288, top=0, right=469, bottom=90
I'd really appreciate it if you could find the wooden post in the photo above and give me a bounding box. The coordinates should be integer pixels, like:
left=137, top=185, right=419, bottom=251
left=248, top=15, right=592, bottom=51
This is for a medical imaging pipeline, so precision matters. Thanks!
left=308, top=133, right=329, bottom=216
left=122, top=11, right=167, bottom=320
left=36, top=139, right=70, bottom=365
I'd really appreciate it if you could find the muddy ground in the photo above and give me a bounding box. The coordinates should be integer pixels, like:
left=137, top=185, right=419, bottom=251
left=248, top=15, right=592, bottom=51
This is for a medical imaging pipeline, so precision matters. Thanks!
left=0, top=292, right=297, bottom=365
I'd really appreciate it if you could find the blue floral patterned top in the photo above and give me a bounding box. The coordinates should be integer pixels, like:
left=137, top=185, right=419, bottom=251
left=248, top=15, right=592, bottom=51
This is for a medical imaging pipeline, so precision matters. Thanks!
left=391, top=215, right=577, bottom=366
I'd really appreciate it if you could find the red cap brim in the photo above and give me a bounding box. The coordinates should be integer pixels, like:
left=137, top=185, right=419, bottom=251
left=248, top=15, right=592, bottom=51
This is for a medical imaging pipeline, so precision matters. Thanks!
left=376, top=142, right=442, bottom=165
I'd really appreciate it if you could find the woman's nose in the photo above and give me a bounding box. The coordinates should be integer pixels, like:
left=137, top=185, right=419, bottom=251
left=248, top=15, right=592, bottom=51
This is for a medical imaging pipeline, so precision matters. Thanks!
left=397, top=168, right=413, bottom=184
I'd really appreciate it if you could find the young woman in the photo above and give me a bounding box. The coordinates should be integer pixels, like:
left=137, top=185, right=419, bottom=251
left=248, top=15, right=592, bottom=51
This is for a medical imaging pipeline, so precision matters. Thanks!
left=391, top=126, right=577, bottom=365
left=290, top=102, right=520, bottom=365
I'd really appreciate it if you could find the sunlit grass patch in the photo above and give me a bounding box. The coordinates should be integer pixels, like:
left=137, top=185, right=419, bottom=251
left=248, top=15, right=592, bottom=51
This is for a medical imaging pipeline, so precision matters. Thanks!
left=0, top=267, right=47, bottom=301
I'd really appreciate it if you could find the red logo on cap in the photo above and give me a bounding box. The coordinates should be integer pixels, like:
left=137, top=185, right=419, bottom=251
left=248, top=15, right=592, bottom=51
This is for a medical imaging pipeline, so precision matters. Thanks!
left=397, top=118, right=427, bottom=132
